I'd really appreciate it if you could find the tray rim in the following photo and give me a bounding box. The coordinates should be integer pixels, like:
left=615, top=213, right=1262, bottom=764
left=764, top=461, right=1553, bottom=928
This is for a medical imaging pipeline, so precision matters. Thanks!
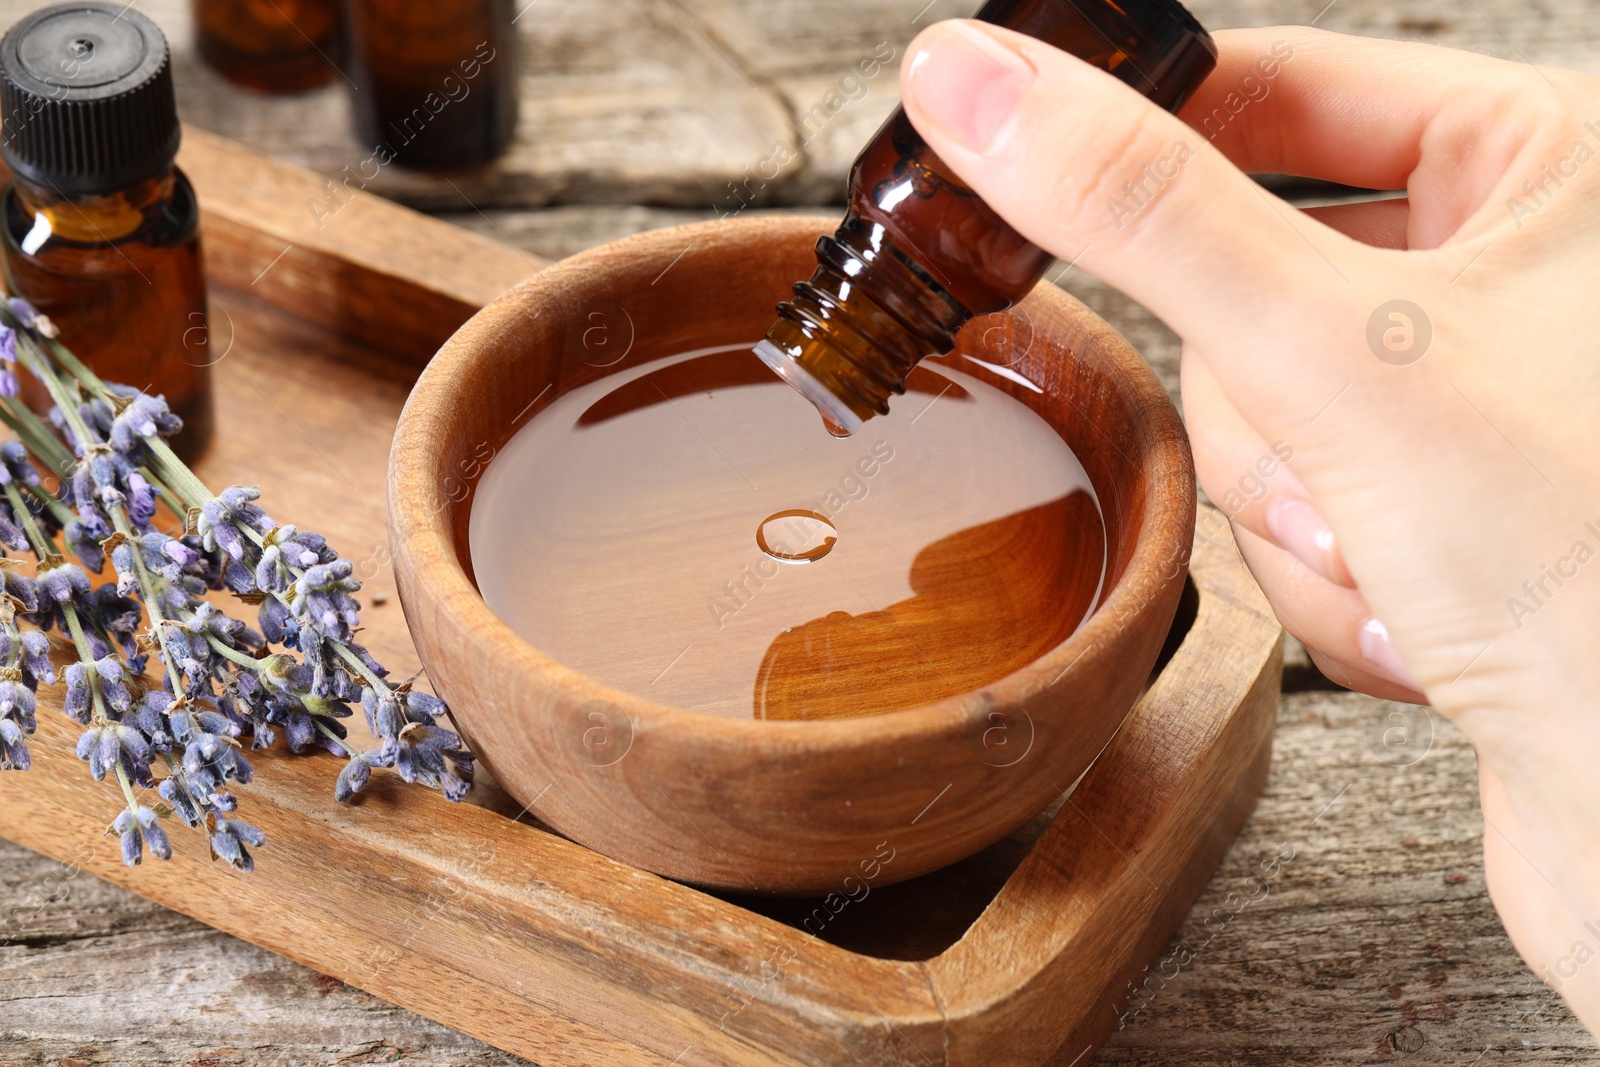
left=0, top=129, right=1283, bottom=1067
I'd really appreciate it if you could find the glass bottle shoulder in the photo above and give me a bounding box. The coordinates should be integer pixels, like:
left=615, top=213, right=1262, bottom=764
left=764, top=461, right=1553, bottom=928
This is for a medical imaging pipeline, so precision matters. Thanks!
left=3, top=168, right=200, bottom=258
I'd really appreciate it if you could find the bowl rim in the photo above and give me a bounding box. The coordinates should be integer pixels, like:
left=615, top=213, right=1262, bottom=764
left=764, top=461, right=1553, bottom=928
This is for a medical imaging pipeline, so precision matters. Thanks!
left=388, top=214, right=1196, bottom=751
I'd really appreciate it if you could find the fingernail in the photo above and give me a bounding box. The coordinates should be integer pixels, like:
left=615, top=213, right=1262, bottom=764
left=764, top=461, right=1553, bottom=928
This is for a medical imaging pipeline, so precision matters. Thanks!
left=1358, top=616, right=1421, bottom=691
left=905, top=23, right=1036, bottom=153
left=1265, top=498, right=1352, bottom=587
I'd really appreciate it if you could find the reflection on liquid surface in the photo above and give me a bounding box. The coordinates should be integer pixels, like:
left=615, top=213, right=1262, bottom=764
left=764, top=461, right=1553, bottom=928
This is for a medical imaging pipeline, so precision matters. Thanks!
left=470, top=345, right=1106, bottom=720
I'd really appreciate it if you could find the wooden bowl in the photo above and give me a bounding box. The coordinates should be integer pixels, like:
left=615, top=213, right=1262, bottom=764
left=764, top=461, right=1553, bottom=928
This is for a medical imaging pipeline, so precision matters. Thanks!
left=388, top=216, right=1196, bottom=894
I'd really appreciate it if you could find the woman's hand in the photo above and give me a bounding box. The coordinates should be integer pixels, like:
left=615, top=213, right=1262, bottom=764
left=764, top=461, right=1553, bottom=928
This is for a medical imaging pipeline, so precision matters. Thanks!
left=899, top=20, right=1600, bottom=1029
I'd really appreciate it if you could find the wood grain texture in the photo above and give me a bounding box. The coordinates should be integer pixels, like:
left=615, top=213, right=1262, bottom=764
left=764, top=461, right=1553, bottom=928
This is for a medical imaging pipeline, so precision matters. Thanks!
left=178, top=126, right=542, bottom=364
left=0, top=279, right=951, bottom=1067
left=1103, top=687, right=1597, bottom=1065
left=0, top=0, right=1596, bottom=1060
left=0, top=404, right=1277, bottom=1067
left=388, top=214, right=1197, bottom=893
left=3, top=0, right=1593, bottom=214
left=930, top=540, right=1282, bottom=1066
left=0, top=133, right=1275, bottom=1067
left=6, top=686, right=1593, bottom=1066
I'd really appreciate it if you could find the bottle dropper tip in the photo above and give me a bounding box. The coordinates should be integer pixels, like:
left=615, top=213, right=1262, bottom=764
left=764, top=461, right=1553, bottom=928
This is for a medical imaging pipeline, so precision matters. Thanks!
left=753, top=338, right=863, bottom=437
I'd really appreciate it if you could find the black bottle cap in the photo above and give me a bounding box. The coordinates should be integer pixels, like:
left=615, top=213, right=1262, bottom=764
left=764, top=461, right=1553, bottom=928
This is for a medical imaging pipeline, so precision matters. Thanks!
left=0, top=3, right=180, bottom=196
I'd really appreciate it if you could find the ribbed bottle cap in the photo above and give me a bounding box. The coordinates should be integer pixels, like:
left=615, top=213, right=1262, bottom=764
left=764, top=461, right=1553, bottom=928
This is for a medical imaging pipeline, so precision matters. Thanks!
left=0, top=3, right=179, bottom=196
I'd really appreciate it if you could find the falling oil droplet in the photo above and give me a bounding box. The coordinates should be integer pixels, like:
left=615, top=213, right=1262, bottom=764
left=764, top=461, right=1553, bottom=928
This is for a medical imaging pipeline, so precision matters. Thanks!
left=821, top=413, right=853, bottom=438
left=757, top=509, right=838, bottom=564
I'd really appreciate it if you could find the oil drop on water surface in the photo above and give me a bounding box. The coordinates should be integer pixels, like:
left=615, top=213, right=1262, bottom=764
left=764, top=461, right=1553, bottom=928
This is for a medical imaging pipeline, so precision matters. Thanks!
left=470, top=344, right=1107, bottom=721
left=756, top=510, right=837, bottom=564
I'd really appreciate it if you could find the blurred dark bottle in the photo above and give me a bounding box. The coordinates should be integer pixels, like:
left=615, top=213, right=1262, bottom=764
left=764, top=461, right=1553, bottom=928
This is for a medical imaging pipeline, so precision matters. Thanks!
left=0, top=3, right=214, bottom=458
left=756, top=0, right=1217, bottom=435
left=194, top=0, right=340, bottom=93
left=342, top=0, right=518, bottom=169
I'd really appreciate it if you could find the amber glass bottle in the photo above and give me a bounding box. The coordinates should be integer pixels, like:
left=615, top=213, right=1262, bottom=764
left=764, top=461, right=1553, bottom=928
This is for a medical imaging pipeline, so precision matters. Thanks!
left=194, top=0, right=339, bottom=93
left=756, top=0, right=1216, bottom=434
left=0, top=4, right=213, bottom=457
left=342, top=0, right=518, bottom=169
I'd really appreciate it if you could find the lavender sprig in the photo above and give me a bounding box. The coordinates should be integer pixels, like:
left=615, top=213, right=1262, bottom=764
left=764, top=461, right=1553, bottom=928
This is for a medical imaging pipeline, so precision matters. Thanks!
left=0, top=592, right=48, bottom=770
left=0, top=298, right=474, bottom=871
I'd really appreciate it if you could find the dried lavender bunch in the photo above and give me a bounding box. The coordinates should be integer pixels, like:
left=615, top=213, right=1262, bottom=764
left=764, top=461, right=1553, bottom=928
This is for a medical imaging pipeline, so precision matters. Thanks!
left=0, top=298, right=473, bottom=871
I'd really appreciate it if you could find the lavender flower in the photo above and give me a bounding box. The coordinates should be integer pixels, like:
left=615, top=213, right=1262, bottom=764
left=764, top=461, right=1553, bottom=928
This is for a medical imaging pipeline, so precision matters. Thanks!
left=0, top=511, right=26, bottom=553
left=112, top=806, right=170, bottom=866
left=0, top=325, right=17, bottom=399
left=129, top=691, right=173, bottom=753
left=4, top=572, right=37, bottom=616
left=0, top=446, right=39, bottom=552
left=108, top=535, right=138, bottom=596
left=401, top=689, right=447, bottom=722
left=92, top=585, right=146, bottom=671
left=0, top=714, right=28, bottom=770
left=64, top=513, right=111, bottom=573
left=142, top=814, right=172, bottom=861
left=257, top=595, right=298, bottom=647
left=157, top=776, right=201, bottom=825
left=334, top=751, right=374, bottom=802
left=126, top=531, right=202, bottom=586
left=62, top=663, right=91, bottom=723
left=210, top=817, right=264, bottom=872
left=37, top=560, right=90, bottom=606
left=111, top=809, right=142, bottom=866
left=254, top=525, right=332, bottom=594
left=167, top=699, right=239, bottom=746
left=182, top=730, right=253, bottom=796
left=362, top=687, right=401, bottom=740
left=6, top=297, right=56, bottom=338
left=362, top=686, right=446, bottom=742
left=109, top=394, right=181, bottom=454
left=123, top=471, right=157, bottom=528
left=0, top=305, right=477, bottom=874
left=392, top=724, right=475, bottom=802
left=0, top=674, right=34, bottom=770
left=0, top=676, right=33, bottom=718
left=18, top=629, right=52, bottom=685
left=197, top=486, right=274, bottom=567
left=75, top=721, right=153, bottom=786
left=287, top=560, right=362, bottom=641
left=0, top=594, right=43, bottom=772
left=154, top=716, right=253, bottom=833
left=92, top=656, right=132, bottom=713
left=0, top=602, right=49, bottom=680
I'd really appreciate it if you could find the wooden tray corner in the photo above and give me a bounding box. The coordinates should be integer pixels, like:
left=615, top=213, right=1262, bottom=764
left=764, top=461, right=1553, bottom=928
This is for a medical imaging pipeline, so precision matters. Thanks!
left=0, top=131, right=1282, bottom=1067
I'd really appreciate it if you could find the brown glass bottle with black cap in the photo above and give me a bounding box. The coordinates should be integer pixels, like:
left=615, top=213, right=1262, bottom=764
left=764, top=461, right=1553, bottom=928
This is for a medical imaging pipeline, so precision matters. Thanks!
left=342, top=0, right=518, bottom=169
left=756, top=0, right=1216, bottom=435
left=193, top=0, right=339, bottom=93
left=0, top=3, right=213, bottom=457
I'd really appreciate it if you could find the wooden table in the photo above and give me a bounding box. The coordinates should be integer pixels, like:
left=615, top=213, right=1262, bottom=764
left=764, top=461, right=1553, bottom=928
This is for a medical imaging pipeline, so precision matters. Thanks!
left=0, top=0, right=1595, bottom=1063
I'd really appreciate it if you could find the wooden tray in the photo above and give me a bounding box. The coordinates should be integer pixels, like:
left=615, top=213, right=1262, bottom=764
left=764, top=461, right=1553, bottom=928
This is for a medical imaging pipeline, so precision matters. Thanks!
left=0, top=129, right=1282, bottom=1067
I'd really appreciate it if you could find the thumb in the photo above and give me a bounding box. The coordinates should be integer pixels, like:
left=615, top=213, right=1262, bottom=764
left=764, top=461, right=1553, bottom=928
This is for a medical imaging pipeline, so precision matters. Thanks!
left=900, top=19, right=1369, bottom=417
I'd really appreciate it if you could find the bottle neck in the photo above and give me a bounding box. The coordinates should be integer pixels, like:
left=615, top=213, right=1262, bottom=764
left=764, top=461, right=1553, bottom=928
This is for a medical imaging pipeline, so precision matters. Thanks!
left=756, top=213, right=971, bottom=433
left=9, top=169, right=178, bottom=245
left=758, top=0, right=1215, bottom=434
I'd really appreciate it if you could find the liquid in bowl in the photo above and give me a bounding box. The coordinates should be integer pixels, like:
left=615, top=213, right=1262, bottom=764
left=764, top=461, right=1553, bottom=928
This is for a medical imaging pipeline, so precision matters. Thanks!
left=469, top=343, right=1107, bottom=722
